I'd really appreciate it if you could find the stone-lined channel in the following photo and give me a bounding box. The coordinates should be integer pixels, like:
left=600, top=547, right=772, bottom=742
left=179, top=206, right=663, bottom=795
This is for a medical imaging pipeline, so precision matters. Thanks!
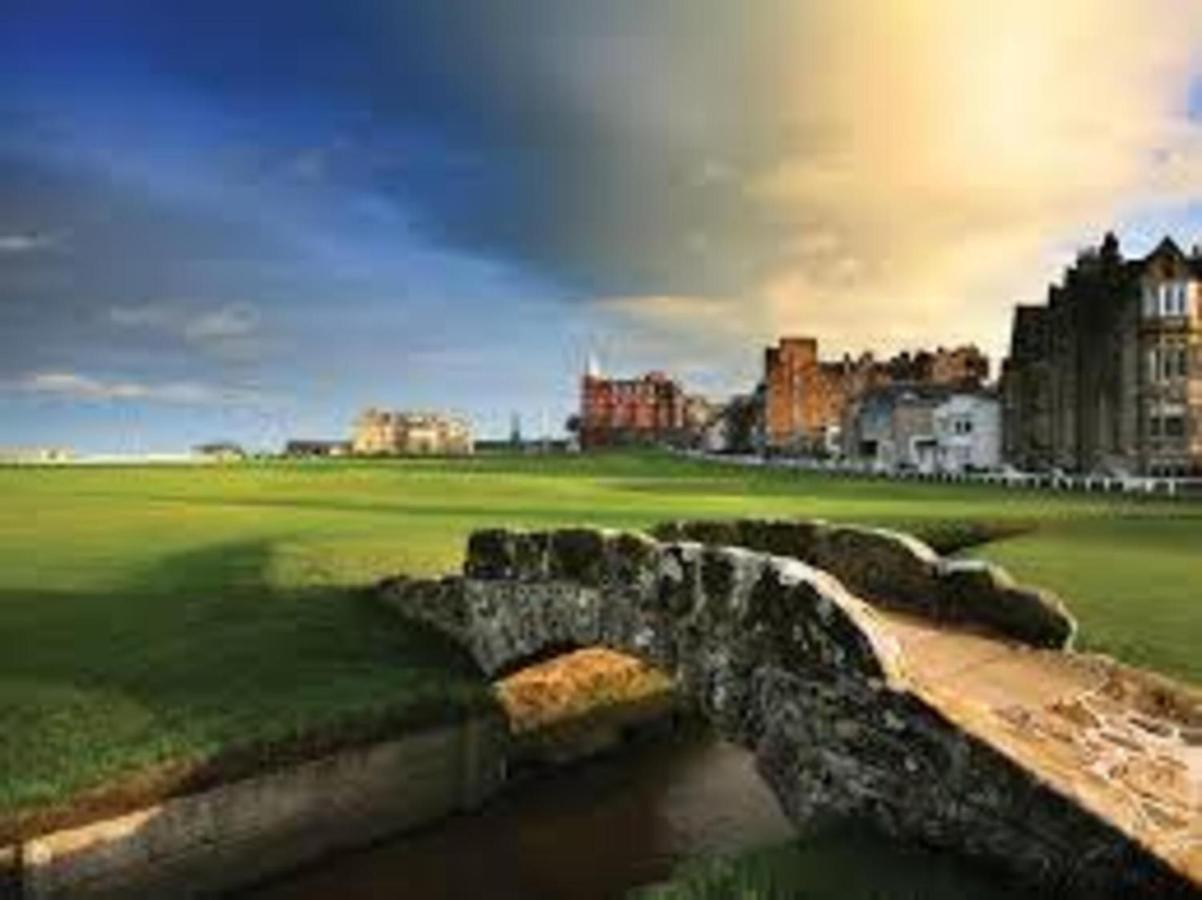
left=238, top=730, right=1020, bottom=900
left=239, top=732, right=789, bottom=899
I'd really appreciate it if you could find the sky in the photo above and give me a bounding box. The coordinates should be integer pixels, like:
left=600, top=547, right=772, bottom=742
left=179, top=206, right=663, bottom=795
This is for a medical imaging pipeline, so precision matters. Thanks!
left=4, top=1, right=1202, bottom=451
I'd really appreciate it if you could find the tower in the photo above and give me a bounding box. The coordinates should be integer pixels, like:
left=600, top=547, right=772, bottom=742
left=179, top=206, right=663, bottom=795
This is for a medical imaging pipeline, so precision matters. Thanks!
left=509, top=412, right=522, bottom=449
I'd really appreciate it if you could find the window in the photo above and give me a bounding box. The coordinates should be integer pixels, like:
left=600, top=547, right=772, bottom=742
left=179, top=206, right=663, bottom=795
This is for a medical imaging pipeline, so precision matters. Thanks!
left=1165, top=416, right=1186, bottom=438
left=1149, top=344, right=1190, bottom=381
left=1150, top=281, right=1193, bottom=317
left=1149, top=416, right=1163, bottom=438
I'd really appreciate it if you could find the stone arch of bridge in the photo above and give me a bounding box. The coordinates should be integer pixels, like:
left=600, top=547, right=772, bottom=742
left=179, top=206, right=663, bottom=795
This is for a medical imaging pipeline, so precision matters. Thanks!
left=383, top=527, right=902, bottom=754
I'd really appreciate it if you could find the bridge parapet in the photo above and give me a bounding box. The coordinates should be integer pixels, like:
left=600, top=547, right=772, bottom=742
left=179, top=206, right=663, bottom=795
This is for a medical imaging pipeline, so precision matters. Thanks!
left=378, top=523, right=1202, bottom=898
left=653, top=519, right=1076, bottom=649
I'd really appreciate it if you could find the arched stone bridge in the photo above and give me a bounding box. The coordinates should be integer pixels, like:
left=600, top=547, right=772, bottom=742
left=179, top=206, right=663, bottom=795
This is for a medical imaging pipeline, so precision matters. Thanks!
left=379, top=519, right=1202, bottom=898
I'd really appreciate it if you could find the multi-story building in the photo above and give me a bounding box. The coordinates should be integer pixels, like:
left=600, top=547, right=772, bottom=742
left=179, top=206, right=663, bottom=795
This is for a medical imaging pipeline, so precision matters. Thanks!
left=932, top=392, right=1001, bottom=473
left=577, top=366, right=688, bottom=450
left=1138, top=241, right=1202, bottom=475
left=762, top=337, right=988, bottom=454
left=351, top=409, right=474, bottom=456
left=763, top=338, right=856, bottom=453
left=1001, top=234, right=1202, bottom=476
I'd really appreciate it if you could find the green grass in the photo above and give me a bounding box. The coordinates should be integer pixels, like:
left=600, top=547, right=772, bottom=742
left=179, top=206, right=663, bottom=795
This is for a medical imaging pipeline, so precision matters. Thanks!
left=1, top=451, right=1199, bottom=831
left=632, top=829, right=1024, bottom=899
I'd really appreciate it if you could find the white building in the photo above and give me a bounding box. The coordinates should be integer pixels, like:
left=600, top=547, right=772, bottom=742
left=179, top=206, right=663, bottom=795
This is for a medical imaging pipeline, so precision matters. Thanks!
left=932, top=393, right=1001, bottom=473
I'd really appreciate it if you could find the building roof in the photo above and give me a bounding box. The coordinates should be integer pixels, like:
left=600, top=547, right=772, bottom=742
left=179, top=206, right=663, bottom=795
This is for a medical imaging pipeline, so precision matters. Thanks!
left=1141, top=235, right=1202, bottom=278
left=858, top=381, right=994, bottom=408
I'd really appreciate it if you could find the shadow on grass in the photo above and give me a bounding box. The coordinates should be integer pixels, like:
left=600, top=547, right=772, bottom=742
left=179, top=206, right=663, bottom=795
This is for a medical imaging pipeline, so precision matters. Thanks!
left=49, top=488, right=664, bottom=530
left=0, top=538, right=495, bottom=842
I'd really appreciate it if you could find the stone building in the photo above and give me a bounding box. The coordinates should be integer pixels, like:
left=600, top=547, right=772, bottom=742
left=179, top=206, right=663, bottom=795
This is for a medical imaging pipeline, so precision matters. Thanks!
left=843, top=385, right=1000, bottom=473
left=932, top=392, right=1002, bottom=473
left=1001, top=234, right=1202, bottom=476
left=577, top=364, right=691, bottom=450
left=351, top=409, right=473, bottom=456
left=762, top=337, right=988, bottom=454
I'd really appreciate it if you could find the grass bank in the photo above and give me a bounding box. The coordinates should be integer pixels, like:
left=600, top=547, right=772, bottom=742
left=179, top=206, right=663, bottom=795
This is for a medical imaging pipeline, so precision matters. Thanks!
left=1, top=451, right=1198, bottom=835
left=631, top=828, right=1022, bottom=900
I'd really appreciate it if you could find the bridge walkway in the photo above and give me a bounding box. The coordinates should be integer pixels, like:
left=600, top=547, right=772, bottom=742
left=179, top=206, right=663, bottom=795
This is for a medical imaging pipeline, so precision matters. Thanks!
left=881, top=610, right=1202, bottom=883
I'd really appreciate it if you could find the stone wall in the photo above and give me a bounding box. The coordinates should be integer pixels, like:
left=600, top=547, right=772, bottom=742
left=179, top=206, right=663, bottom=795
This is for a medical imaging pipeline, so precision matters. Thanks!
left=2, top=717, right=504, bottom=900
left=651, top=519, right=1076, bottom=649
left=378, top=524, right=1197, bottom=898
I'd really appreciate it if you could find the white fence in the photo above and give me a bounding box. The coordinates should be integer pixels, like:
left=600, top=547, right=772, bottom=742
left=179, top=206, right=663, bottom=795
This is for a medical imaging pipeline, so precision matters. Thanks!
left=681, top=451, right=1202, bottom=499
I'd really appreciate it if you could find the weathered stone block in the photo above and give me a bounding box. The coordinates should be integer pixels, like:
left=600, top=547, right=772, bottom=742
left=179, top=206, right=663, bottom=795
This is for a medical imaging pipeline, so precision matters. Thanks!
left=464, top=529, right=514, bottom=579
left=377, top=576, right=469, bottom=643
left=511, top=532, right=552, bottom=581
left=604, top=531, right=659, bottom=596
left=655, top=543, right=702, bottom=617
left=548, top=529, right=606, bottom=586
left=653, top=519, right=742, bottom=547
left=738, top=518, right=823, bottom=561
left=940, top=559, right=1076, bottom=649
left=810, top=524, right=943, bottom=615
left=699, top=547, right=737, bottom=611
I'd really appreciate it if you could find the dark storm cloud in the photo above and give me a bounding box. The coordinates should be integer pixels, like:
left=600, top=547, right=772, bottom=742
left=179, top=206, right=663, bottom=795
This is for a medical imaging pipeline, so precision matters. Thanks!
left=7, top=0, right=790, bottom=299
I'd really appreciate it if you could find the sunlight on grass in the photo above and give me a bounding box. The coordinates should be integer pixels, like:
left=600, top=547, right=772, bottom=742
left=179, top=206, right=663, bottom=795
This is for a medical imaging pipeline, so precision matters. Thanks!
left=0, top=451, right=1199, bottom=823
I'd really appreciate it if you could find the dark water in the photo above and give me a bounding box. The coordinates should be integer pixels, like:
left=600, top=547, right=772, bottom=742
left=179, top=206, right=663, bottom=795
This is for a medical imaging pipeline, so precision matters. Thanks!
left=241, top=732, right=1021, bottom=900
left=240, top=733, right=792, bottom=900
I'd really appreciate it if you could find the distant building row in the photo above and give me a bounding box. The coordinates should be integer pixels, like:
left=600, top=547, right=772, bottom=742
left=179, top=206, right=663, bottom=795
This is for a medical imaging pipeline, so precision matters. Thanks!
left=575, top=339, right=997, bottom=472
left=579, top=233, right=1202, bottom=477
left=761, top=337, right=989, bottom=458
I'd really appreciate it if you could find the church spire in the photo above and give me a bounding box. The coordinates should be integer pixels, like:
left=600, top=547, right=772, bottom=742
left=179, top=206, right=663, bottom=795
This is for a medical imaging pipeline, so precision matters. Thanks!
left=585, top=351, right=601, bottom=379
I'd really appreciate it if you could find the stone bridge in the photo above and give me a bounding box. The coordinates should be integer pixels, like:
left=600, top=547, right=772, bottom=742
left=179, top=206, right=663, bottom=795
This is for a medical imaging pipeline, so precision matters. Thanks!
left=378, top=519, right=1202, bottom=898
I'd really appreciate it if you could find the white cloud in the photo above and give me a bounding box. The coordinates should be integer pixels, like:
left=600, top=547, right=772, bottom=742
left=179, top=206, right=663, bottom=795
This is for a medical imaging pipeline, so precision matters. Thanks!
left=10, top=371, right=271, bottom=407
left=182, top=305, right=259, bottom=342
left=109, top=302, right=264, bottom=356
left=0, top=232, right=60, bottom=254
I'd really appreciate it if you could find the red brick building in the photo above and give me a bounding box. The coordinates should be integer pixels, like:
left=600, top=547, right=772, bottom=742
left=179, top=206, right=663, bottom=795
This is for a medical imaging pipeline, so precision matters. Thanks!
left=764, top=338, right=857, bottom=452
left=578, top=369, right=688, bottom=449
